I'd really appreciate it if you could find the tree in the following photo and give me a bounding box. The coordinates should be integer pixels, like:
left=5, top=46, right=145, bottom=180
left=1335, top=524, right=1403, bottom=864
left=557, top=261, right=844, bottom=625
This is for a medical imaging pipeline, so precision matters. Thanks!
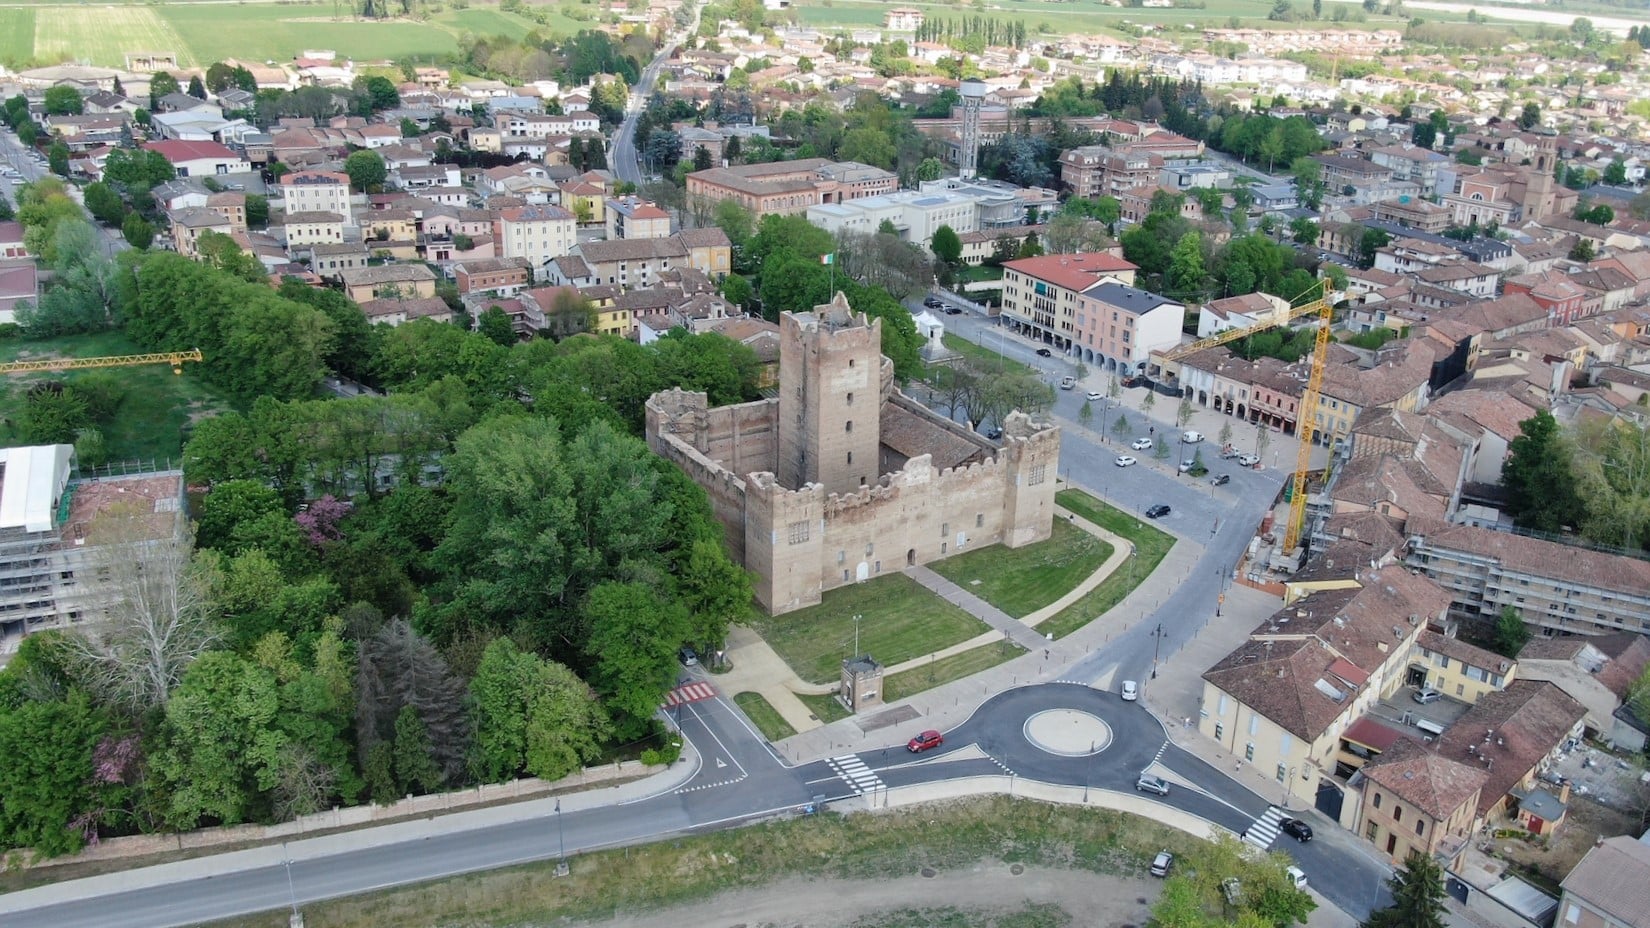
left=1502, top=410, right=1580, bottom=534
left=47, top=142, right=70, bottom=177
left=1079, top=399, right=1093, bottom=430
left=675, top=537, right=751, bottom=661
left=692, top=145, right=713, bottom=171
left=0, top=690, right=112, bottom=856
left=186, top=76, right=208, bottom=101
left=343, top=150, right=387, bottom=193
left=149, top=72, right=180, bottom=110
left=469, top=637, right=610, bottom=782
left=1356, top=227, right=1392, bottom=269
left=82, top=182, right=124, bottom=225
left=1493, top=606, right=1529, bottom=659
left=712, top=198, right=754, bottom=246
left=1177, top=395, right=1194, bottom=428
left=358, top=75, right=400, bottom=112
left=477, top=306, right=516, bottom=346
left=1605, top=159, right=1629, bottom=187
left=931, top=224, right=962, bottom=267
left=1569, top=239, right=1597, bottom=262
left=67, top=509, right=219, bottom=711
left=1517, top=102, right=1541, bottom=131
left=1363, top=850, right=1447, bottom=928
left=916, top=157, right=945, bottom=182
left=584, top=580, right=691, bottom=739
left=120, top=212, right=153, bottom=248
left=150, top=651, right=283, bottom=828
left=42, top=86, right=84, bottom=116
left=245, top=194, right=269, bottom=229
left=1165, top=231, right=1208, bottom=299
left=355, top=620, right=469, bottom=789
left=1111, top=413, right=1130, bottom=441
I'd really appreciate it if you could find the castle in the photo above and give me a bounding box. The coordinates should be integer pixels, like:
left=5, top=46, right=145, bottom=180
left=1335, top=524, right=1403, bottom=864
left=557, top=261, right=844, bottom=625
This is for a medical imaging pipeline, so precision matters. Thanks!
left=645, top=292, right=1061, bottom=615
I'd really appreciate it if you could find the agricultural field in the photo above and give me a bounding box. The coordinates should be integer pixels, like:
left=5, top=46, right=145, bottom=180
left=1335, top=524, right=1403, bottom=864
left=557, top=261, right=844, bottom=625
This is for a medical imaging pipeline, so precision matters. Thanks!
left=0, top=10, right=37, bottom=64
left=793, top=0, right=1419, bottom=35
left=1, top=0, right=580, bottom=70
left=33, top=6, right=195, bottom=67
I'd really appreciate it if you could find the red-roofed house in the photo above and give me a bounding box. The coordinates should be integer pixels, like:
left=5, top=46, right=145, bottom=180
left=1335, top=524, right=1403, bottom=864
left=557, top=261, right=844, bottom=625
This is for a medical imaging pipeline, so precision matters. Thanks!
left=142, top=139, right=251, bottom=177
left=1503, top=268, right=1587, bottom=326
left=1000, top=252, right=1139, bottom=349
left=0, top=221, right=25, bottom=260
left=0, top=261, right=40, bottom=324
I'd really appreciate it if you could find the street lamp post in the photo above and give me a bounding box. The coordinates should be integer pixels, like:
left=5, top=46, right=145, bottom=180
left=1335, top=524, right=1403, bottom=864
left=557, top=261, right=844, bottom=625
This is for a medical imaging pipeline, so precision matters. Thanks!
left=554, top=799, right=569, bottom=877
left=1151, top=622, right=1164, bottom=679
left=853, top=613, right=863, bottom=659
left=282, top=848, right=301, bottom=927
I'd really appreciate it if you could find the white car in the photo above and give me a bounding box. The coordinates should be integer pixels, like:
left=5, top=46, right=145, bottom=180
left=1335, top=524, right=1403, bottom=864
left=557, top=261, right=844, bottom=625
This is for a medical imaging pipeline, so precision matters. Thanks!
left=1237, top=453, right=1260, bottom=466
left=1114, top=455, right=1137, bottom=467
left=1121, top=680, right=1139, bottom=701
left=1086, top=391, right=1103, bottom=401
left=1131, top=437, right=1154, bottom=451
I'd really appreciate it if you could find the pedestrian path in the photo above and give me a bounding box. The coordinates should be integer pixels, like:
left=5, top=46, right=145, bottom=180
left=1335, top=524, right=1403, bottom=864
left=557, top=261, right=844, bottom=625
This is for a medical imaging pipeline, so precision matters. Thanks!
left=905, top=565, right=1050, bottom=652
left=826, top=754, right=886, bottom=795
left=1243, top=806, right=1287, bottom=850
left=664, top=681, right=716, bottom=707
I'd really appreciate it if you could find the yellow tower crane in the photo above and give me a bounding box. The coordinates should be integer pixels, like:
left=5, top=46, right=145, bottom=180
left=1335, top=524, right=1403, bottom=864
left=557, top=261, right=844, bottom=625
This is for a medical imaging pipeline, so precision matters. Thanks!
left=1282, top=286, right=1335, bottom=552
left=0, top=349, right=203, bottom=376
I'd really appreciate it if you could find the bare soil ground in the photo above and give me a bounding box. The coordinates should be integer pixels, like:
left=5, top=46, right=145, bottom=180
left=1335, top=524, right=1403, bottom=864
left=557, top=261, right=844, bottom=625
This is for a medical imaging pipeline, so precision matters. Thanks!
left=568, top=864, right=1158, bottom=928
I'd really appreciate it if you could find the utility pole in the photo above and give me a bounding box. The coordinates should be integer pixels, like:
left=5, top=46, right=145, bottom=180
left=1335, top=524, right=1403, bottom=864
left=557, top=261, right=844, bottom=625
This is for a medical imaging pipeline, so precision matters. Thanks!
left=1151, top=623, right=1163, bottom=679
left=283, top=848, right=303, bottom=928
left=554, top=799, right=569, bottom=877
left=853, top=613, right=863, bottom=659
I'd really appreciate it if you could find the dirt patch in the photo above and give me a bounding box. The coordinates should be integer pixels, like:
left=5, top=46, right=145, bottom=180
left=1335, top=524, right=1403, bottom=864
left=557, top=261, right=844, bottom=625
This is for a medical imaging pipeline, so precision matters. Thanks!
left=567, top=864, right=1159, bottom=928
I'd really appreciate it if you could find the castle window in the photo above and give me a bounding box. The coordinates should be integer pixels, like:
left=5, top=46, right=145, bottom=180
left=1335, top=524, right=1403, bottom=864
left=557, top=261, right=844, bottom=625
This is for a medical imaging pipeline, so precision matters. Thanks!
left=865, top=543, right=874, bottom=556
left=941, top=522, right=949, bottom=536
left=976, top=514, right=984, bottom=528
left=787, top=521, right=810, bottom=545
left=846, top=452, right=852, bottom=466
left=846, top=392, right=854, bottom=405
left=1029, top=464, right=1047, bottom=486
left=838, top=550, right=845, bottom=564
left=845, top=420, right=852, bottom=433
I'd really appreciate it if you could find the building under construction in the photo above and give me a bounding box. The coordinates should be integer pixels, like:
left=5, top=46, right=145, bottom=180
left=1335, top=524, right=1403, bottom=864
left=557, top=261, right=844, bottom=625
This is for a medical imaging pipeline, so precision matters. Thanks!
left=0, top=444, right=185, bottom=659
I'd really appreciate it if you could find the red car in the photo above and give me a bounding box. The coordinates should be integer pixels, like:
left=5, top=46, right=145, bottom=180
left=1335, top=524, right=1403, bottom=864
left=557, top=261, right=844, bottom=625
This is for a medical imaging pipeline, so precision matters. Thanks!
left=907, top=730, right=944, bottom=752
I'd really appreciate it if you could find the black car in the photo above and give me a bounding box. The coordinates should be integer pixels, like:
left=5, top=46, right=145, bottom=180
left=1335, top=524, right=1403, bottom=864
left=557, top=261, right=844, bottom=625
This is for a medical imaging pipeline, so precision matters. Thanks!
left=922, top=297, right=943, bottom=308
left=1210, top=474, right=1230, bottom=486
left=1145, top=504, right=1171, bottom=519
left=1035, top=347, right=1052, bottom=357
left=1279, top=818, right=1313, bottom=842
left=944, top=307, right=963, bottom=315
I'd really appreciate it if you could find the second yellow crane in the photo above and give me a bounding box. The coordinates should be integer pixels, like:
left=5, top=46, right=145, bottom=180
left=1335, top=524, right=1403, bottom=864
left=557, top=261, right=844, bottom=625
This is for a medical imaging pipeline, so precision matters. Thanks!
left=0, top=349, right=203, bottom=376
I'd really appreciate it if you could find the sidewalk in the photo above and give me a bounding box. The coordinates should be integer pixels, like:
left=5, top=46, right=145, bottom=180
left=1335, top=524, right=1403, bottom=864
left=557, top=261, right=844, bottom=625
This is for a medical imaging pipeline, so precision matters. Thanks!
left=1140, top=580, right=1309, bottom=812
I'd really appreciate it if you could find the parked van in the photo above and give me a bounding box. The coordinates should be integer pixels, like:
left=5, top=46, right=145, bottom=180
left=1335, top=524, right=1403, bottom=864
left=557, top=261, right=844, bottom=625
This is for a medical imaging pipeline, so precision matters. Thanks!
left=1415, top=718, right=1446, bottom=738
left=1182, top=430, right=1204, bottom=444
left=1059, top=376, right=1076, bottom=390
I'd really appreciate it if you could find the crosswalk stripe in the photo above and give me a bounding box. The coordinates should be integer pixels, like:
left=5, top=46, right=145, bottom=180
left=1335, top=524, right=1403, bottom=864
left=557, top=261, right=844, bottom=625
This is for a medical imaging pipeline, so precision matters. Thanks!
left=1243, top=807, right=1286, bottom=849
left=662, top=682, right=717, bottom=707
left=826, top=754, right=886, bottom=795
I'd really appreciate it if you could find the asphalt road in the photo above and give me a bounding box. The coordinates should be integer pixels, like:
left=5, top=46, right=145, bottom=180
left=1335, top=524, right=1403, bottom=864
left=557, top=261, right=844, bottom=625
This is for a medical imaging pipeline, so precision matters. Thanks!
left=611, top=12, right=695, bottom=187
left=2, top=686, right=1393, bottom=926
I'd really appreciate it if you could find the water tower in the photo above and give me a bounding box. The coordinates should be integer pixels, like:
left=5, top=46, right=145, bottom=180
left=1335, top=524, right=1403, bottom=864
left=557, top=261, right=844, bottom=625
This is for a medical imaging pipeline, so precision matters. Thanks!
left=958, top=79, right=988, bottom=179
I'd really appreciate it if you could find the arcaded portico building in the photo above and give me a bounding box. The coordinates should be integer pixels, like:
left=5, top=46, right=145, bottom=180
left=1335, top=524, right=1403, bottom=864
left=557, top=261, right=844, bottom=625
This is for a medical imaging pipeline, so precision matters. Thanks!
left=646, top=293, right=1061, bottom=615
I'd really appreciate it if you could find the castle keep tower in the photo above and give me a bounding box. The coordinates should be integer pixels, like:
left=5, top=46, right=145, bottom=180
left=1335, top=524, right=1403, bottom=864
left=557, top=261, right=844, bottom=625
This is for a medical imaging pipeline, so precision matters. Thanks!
left=777, top=292, right=885, bottom=496
left=958, top=79, right=988, bottom=180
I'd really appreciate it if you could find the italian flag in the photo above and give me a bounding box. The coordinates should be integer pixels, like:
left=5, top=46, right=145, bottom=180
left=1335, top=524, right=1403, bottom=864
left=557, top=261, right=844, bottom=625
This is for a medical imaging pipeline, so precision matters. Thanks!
left=820, top=253, right=834, bottom=265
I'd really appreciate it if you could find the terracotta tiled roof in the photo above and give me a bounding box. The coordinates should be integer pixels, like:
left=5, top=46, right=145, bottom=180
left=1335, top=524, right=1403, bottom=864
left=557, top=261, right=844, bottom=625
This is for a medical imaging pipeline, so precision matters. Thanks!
left=878, top=400, right=984, bottom=472
left=1561, top=836, right=1650, bottom=928
left=1003, top=252, right=1138, bottom=292
left=1404, top=515, right=1650, bottom=599
left=1363, top=737, right=1487, bottom=820
left=1434, top=680, right=1585, bottom=814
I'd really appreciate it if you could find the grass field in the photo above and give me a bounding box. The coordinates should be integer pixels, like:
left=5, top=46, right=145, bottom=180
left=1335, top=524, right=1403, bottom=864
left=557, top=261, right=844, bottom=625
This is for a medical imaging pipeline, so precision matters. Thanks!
left=797, top=690, right=851, bottom=723
left=0, top=10, right=36, bottom=64
left=33, top=6, right=194, bottom=67
left=733, top=691, right=797, bottom=742
left=1, top=1, right=579, bottom=69
left=1037, top=489, right=1175, bottom=639
left=754, top=573, right=989, bottom=685
left=941, top=333, right=1035, bottom=378
left=0, top=332, right=233, bottom=466
left=881, top=640, right=1024, bottom=703
left=929, top=519, right=1112, bottom=619
left=210, top=796, right=1216, bottom=928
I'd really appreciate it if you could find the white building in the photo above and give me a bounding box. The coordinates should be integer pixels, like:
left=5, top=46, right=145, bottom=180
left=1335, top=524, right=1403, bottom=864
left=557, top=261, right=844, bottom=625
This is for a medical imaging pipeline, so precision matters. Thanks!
left=806, top=189, right=978, bottom=250
left=492, top=204, right=577, bottom=277
left=277, top=170, right=353, bottom=226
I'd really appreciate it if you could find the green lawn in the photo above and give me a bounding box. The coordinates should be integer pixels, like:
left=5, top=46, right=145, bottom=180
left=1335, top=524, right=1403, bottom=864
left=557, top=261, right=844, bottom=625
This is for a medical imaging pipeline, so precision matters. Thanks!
left=754, top=573, right=989, bottom=685
left=797, top=691, right=851, bottom=724
left=1038, top=490, right=1175, bottom=639
left=929, top=519, right=1112, bottom=619
left=733, top=692, right=797, bottom=742
left=0, top=10, right=36, bottom=65
left=881, top=641, right=1024, bottom=703
left=941, top=333, right=1035, bottom=378
left=0, top=332, right=233, bottom=466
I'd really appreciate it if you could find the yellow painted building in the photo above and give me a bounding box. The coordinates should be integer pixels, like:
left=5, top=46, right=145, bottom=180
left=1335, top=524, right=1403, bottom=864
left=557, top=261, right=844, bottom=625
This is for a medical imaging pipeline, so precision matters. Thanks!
left=1410, top=630, right=1514, bottom=705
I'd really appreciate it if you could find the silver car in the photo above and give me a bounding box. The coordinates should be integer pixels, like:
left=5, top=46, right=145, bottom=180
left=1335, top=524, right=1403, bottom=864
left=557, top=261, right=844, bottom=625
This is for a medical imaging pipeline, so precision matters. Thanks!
left=1136, top=773, right=1169, bottom=796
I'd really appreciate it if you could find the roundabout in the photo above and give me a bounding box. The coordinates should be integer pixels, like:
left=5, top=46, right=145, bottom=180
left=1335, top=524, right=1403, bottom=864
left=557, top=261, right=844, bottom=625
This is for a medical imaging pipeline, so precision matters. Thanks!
left=1023, top=708, right=1112, bottom=756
